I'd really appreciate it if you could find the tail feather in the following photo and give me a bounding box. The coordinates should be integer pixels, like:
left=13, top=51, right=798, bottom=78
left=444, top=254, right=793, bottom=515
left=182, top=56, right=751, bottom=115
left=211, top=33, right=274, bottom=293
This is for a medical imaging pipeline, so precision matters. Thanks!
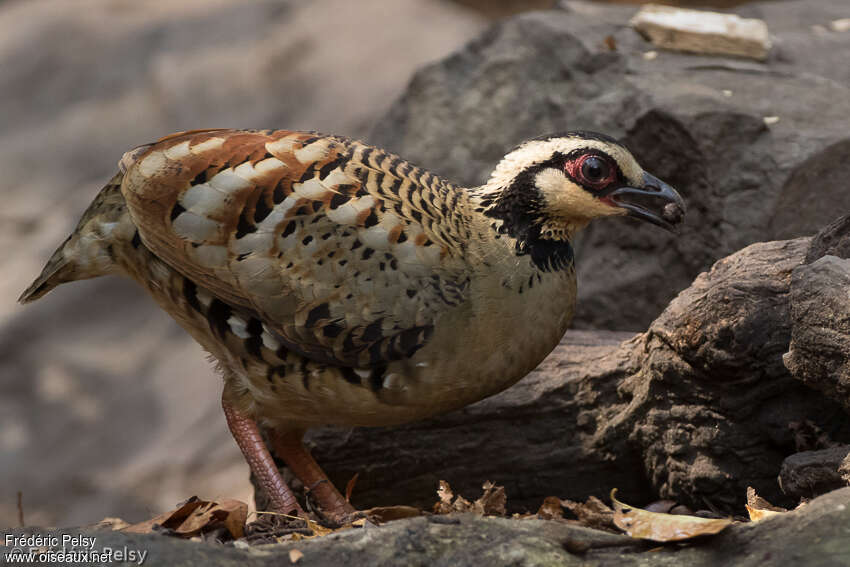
left=18, top=237, right=76, bottom=303
left=19, top=172, right=134, bottom=304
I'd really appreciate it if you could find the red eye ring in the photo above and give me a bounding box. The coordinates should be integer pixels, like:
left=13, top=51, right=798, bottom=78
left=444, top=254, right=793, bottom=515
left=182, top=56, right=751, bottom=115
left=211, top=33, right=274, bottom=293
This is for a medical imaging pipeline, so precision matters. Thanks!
left=568, top=154, right=615, bottom=190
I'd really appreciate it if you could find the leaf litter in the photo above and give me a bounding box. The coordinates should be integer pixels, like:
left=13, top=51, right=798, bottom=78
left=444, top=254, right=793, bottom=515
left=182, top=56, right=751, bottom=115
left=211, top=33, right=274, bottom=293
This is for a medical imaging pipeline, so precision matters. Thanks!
left=610, top=489, right=733, bottom=542
left=92, top=482, right=794, bottom=548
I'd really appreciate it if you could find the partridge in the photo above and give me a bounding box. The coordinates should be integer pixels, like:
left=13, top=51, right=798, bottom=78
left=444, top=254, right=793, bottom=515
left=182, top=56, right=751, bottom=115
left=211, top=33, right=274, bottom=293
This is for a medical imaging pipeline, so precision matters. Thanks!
left=20, top=129, right=684, bottom=523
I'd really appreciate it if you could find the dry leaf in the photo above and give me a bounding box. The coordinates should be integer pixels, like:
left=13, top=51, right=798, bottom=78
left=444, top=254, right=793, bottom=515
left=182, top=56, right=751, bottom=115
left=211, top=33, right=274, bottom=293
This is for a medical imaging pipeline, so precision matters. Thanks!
left=289, top=549, right=304, bottom=563
left=453, top=494, right=474, bottom=513
left=746, top=487, right=787, bottom=513
left=433, top=480, right=506, bottom=516
left=475, top=481, right=506, bottom=516
left=434, top=480, right=455, bottom=514
left=562, top=496, right=615, bottom=530
left=536, top=496, right=564, bottom=520
left=121, top=496, right=248, bottom=539
left=344, top=473, right=360, bottom=503
left=434, top=480, right=472, bottom=513
left=611, top=489, right=732, bottom=542
left=745, top=486, right=787, bottom=523
left=122, top=496, right=204, bottom=534
left=364, top=505, right=422, bottom=524
left=288, top=519, right=335, bottom=541
left=603, top=35, right=617, bottom=51
left=745, top=506, right=784, bottom=522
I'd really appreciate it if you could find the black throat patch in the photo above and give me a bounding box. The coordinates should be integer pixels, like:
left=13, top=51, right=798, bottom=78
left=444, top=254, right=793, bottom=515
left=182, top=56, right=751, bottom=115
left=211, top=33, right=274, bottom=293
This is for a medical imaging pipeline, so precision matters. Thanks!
left=480, top=155, right=575, bottom=272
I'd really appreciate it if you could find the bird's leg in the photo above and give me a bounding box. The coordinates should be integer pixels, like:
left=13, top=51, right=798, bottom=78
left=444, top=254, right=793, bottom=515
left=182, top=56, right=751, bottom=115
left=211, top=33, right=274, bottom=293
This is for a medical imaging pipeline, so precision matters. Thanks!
left=221, top=397, right=305, bottom=518
left=270, top=429, right=356, bottom=525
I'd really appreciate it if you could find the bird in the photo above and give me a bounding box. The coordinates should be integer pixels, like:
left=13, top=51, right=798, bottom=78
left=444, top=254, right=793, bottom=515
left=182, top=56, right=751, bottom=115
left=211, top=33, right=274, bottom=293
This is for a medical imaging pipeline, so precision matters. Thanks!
left=20, top=128, right=684, bottom=524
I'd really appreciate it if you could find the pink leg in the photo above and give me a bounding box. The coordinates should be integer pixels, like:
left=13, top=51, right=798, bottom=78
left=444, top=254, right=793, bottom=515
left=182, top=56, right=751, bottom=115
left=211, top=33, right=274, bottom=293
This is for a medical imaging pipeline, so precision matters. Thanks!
left=222, top=397, right=304, bottom=517
left=270, top=430, right=356, bottom=524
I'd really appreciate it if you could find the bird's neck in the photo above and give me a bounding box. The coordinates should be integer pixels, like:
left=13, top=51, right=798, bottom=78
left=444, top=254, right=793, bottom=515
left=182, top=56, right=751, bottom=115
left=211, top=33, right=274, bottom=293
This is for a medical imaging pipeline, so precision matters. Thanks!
left=468, top=183, right=576, bottom=273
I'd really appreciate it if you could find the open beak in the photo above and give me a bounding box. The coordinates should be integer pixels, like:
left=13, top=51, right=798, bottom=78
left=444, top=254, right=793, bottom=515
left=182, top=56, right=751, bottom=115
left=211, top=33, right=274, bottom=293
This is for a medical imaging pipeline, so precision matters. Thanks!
left=608, top=172, right=686, bottom=232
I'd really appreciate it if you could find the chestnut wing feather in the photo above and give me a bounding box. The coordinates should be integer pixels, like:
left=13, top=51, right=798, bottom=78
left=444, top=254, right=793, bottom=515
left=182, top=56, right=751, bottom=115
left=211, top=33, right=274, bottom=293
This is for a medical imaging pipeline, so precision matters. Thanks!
left=121, top=129, right=470, bottom=367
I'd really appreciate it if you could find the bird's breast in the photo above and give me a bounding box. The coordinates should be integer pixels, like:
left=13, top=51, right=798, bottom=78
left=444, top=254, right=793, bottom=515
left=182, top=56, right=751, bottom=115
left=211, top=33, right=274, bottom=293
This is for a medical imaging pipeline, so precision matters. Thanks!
left=388, top=260, right=577, bottom=412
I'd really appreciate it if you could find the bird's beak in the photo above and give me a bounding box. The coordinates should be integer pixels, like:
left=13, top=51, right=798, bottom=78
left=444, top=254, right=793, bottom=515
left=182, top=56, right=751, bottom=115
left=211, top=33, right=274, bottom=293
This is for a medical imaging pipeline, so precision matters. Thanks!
left=607, top=172, right=685, bottom=232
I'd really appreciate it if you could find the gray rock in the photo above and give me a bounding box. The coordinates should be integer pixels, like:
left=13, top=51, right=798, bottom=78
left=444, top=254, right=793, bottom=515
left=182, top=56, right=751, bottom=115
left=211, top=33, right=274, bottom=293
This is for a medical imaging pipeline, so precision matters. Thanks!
left=7, top=487, right=850, bottom=567
left=370, top=0, right=850, bottom=330
left=779, top=445, right=850, bottom=499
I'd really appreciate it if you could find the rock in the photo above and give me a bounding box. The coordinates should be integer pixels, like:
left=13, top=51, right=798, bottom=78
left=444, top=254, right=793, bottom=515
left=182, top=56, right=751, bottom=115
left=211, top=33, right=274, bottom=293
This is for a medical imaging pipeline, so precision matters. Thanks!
left=296, top=236, right=850, bottom=514
left=629, top=5, right=771, bottom=60
left=804, top=214, right=850, bottom=264
left=784, top=256, right=850, bottom=412
left=7, top=487, right=850, bottom=566
left=783, top=215, right=850, bottom=414
left=370, top=0, right=850, bottom=330
left=779, top=446, right=850, bottom=499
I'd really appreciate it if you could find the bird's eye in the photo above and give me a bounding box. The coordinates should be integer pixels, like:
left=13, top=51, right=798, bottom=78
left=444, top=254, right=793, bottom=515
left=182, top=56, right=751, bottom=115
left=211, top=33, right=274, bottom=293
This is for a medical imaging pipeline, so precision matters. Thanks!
left=579, top=156, right=610, bottom=185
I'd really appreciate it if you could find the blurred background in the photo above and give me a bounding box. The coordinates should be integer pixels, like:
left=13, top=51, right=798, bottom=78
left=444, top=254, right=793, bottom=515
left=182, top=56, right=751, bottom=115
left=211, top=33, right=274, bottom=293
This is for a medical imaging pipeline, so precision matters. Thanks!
left=2, top=0, right=847, bottom=528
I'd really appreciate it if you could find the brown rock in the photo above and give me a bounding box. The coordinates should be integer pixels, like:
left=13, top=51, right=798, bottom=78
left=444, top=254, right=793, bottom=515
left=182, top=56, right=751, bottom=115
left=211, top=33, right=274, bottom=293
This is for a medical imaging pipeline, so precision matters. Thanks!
left=779, top=446, right=850, bottom=500
left=784, top=215, right=850, bottom=413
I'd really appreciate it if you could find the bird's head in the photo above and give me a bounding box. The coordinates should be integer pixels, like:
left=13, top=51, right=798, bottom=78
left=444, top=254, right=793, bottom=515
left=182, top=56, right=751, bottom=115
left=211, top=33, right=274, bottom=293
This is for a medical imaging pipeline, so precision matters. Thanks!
left=481, top=131, right=685, bottom=241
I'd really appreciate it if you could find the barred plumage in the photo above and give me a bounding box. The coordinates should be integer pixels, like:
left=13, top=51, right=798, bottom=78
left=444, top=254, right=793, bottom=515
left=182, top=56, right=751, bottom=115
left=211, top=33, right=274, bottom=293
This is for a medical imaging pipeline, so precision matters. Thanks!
left=21, top=128, right=684, bottom=523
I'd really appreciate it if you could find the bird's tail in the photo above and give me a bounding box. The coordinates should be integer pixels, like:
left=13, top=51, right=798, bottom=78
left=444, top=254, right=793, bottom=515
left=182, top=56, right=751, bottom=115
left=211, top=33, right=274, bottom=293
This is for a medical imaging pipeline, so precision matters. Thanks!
left=19, top=172, right=135, bottom=303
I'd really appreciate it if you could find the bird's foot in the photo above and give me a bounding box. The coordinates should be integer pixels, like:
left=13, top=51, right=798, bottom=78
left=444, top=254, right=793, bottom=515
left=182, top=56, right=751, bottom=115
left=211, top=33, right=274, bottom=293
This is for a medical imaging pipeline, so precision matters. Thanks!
left=270, top=430, right=357, bottom=526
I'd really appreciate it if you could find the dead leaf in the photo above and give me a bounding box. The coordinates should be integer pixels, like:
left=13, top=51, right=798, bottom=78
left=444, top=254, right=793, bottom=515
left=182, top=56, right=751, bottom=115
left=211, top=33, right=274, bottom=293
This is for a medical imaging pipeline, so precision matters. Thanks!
left=434, top=480, right=455, bottom=514
left=344, top=473, right=360, bottom=503
left=216, top=500, right=250, bottom=539
left=121, top=496, right=248, bottom=540
left=603, top=35, right=617, bottom=51
left=364, top=505, right=422, bottom=524
left=288, top=518, right=335, bottom=541
left=289, top=549, right=304, bottom=563
left=433, top=480, right=472, bottom=514
left=474, top=481, right=506, bottom=516
left=745, top=505, right=783, bottom=522
left=536, top=496, right=564, bottom=520
left=561, top=496, right=615, bottom=531
left=746, top=487, right=787, bottom=513
left=122, top=496, right=204, bottom=534
left=453, top=494, right=474, bottom=513
left=745, top=486, right=787, bottom=523
left=611, top=489, right=732, bottom=542
left=433, top=480, right=506, bottom=516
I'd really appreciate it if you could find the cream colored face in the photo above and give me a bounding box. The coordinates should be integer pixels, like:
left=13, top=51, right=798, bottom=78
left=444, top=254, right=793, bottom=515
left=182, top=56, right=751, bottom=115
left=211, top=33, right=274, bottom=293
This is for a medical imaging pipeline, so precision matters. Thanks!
left=486, top=136, right=646, bottom=232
